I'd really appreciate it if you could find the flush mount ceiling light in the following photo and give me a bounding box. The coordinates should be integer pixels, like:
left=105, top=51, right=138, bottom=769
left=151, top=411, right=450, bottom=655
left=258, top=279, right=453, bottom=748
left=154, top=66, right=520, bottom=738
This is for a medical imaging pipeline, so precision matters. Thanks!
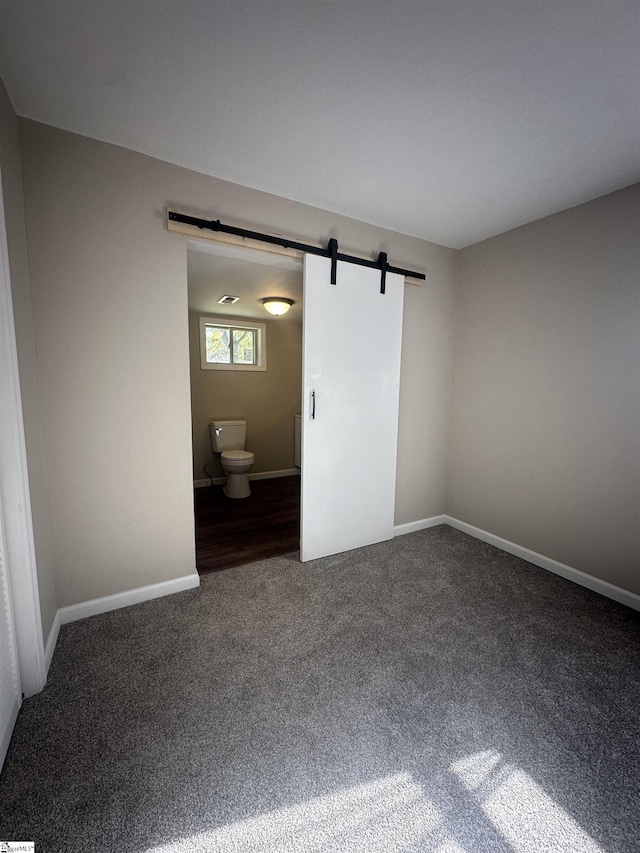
left=260, top=297, right=294, bottom=316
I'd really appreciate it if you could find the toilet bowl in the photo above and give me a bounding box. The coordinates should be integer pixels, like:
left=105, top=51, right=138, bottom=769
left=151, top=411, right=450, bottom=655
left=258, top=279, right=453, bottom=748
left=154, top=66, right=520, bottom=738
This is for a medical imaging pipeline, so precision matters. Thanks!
left=210, top=420, right=254, bottom=498
left=220, top=449, right=255, bottom=499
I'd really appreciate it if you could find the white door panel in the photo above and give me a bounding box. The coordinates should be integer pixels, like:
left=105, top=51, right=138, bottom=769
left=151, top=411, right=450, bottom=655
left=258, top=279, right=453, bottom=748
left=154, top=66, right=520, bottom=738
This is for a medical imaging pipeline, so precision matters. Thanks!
left=0, top=169, right=23, bottom=771
left=301, top=254, right=404, bottom=561
left=0, top=497, right=21, bottom=772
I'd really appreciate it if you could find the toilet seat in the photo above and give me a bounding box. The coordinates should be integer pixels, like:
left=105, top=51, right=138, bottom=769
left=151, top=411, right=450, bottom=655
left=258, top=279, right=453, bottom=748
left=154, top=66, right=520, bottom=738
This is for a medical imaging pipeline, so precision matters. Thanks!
left=221, top=450, right=254, bottom=468
left=221, top=450, right=254, bottom=462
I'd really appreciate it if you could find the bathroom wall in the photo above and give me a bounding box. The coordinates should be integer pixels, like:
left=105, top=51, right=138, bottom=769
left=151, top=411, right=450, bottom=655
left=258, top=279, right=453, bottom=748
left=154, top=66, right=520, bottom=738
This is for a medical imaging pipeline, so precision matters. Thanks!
left=188, top=310, right=302, bottom=480
left=448, top=184, right=640, bottom=594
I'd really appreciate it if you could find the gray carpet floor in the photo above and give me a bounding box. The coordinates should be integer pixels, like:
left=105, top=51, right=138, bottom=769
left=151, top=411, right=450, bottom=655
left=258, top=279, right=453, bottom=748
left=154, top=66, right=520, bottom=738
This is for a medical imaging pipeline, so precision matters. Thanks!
left=0, top=525, right=639, bottom=852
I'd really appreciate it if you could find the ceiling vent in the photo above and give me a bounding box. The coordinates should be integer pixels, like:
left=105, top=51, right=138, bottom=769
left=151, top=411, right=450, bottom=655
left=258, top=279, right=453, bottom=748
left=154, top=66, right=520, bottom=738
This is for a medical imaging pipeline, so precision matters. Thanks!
left=217, top=295, right=240, bottom=305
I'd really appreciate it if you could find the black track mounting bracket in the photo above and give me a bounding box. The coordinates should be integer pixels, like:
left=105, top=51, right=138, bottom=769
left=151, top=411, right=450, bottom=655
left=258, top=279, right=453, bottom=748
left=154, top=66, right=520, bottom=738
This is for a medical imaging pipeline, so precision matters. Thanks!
left=378, top=252, right=389, bottom=294
left=328, top=238, right=339, bottom=285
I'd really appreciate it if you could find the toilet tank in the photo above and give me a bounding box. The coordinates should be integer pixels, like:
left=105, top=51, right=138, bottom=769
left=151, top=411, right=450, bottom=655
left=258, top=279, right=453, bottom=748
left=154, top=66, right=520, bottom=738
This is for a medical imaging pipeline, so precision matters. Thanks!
left=210, top=420, right=246, bottom=452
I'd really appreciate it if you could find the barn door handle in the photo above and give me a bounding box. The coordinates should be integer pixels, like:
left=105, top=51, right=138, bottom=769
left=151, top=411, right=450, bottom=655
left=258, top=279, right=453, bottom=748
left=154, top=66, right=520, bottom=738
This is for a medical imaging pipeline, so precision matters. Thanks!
left=311, top=390, right=316, bottom=420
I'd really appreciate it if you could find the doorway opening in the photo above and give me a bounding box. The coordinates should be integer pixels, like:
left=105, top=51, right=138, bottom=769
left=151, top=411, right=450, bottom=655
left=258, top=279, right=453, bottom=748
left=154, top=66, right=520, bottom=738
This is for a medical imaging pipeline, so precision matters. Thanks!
left=186, top=239, right=303, bottom=574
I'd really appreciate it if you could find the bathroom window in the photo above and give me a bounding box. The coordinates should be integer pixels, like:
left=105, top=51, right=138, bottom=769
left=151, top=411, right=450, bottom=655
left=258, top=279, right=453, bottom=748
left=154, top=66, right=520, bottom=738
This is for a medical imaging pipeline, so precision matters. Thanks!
left=199, top=316, right=267, bottom=371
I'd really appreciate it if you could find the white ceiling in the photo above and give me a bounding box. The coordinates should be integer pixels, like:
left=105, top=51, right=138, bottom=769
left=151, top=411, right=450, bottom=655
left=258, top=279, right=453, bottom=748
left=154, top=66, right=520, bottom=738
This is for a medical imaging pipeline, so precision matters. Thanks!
left=0, top=1, right=638, bottom=248
left=187, top=240, right=303, bottom=322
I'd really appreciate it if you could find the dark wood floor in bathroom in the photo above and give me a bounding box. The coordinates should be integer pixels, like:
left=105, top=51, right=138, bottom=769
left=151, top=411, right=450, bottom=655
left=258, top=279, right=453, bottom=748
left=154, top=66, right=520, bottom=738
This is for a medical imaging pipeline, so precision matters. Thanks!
left=194, top=475, right=301, bottom=574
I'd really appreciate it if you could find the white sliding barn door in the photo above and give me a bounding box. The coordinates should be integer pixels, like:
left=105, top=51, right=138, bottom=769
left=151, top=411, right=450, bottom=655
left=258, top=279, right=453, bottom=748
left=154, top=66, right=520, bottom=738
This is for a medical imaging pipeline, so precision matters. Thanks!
left=301, top=254, right=404, bottom=562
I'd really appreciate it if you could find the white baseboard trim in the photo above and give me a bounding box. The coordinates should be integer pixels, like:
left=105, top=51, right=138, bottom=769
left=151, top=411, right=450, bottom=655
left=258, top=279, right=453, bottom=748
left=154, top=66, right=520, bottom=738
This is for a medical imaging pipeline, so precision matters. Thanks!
left=446, top=516, right=640, bottom=613
left=43, top=511, right=638, bottom=674
left=250, top=468, right=299, bottom=482
left=56, top=573, right=201, bottom=627
left=0, top=696, right=19, bottom=774
left=393, top=513, right=640, bottom=612
left=194, top=468, right=299, bottom=488
left=44, top=610, right=61, bottom=674
left=393, top=515, right=447, bottom=537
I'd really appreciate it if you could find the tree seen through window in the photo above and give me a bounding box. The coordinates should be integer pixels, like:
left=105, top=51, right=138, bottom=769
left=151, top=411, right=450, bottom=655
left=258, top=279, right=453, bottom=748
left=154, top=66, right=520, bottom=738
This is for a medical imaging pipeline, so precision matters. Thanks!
left=205, top=325, right=256, bottom=365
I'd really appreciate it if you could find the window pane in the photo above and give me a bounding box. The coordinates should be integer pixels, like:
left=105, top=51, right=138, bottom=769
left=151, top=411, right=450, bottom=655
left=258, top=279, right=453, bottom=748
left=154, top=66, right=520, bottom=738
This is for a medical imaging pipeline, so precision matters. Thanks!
left=206, top=326, right=230, bottom=363
left=233, top=329, right=255, bottom=364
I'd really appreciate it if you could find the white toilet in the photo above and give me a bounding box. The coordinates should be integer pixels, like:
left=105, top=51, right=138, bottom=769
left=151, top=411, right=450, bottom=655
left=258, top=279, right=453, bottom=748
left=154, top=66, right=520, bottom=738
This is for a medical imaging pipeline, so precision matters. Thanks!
left=210, top=419, right=254, bottom=499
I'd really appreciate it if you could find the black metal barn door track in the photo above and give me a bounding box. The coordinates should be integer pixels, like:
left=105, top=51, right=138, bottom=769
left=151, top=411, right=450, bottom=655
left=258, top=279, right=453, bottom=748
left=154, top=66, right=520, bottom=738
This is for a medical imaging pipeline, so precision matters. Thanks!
left=168, top=211, right=425, bottom=294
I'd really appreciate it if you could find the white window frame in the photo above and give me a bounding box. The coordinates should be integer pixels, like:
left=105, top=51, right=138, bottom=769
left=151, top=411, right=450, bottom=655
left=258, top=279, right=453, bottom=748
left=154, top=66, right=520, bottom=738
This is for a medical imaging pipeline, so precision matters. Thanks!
left=199, top=315, right=267, bottom=371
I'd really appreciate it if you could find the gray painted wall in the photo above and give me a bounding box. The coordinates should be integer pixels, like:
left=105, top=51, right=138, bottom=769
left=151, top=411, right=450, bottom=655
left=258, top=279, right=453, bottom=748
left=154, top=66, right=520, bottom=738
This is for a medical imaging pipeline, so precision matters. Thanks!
left=18, top=118, right=456, bottom=608
left=11, top=107, right=637, bottom=616
left=448, top=185, right=640, bottom=594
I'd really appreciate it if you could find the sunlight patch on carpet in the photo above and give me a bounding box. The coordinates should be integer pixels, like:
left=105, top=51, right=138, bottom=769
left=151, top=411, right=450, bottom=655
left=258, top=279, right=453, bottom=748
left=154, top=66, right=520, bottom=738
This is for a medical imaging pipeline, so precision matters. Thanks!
left=144, top=772, right=467, bottom=852
left=450, top=750, right=605, bottom=853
